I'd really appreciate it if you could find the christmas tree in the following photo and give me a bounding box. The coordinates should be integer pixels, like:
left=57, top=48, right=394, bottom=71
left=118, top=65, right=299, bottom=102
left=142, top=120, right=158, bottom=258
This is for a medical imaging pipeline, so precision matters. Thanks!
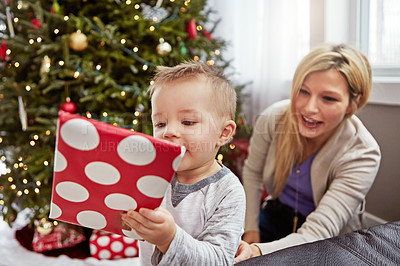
left=0, top=0, right=250, bottom=227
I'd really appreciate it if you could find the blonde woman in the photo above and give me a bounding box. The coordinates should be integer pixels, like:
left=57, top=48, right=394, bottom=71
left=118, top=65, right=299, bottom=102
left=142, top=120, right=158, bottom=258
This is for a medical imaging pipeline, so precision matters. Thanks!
left=235, top=43, right=381, bottom=262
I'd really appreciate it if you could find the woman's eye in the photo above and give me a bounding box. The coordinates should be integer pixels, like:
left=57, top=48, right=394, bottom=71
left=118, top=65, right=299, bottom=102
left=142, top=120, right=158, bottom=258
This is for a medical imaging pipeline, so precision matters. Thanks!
left=182, top=120, right=196, bottom=126
left=299, top=88, right=309, bottom=95
left=323, top=96, right=338, bottom=102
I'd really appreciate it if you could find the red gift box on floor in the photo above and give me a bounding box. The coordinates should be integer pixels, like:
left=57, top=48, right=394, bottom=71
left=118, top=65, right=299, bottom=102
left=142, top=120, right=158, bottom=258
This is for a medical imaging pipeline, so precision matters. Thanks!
left=49, top=110, right=185, bottom=239
left=89, top=230, right=139, bottom=260
left=32, top=222, right=86, bottom=253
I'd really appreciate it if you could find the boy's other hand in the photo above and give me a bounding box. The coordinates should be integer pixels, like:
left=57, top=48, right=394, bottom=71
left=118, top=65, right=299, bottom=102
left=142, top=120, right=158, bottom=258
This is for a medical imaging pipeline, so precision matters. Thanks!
left=122, top=207, right=176, bottom=254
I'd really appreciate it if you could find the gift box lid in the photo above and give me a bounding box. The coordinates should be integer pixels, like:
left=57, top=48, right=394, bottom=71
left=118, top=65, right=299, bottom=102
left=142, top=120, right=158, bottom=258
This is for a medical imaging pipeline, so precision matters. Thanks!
left=49, top=110, right=185, bottom=239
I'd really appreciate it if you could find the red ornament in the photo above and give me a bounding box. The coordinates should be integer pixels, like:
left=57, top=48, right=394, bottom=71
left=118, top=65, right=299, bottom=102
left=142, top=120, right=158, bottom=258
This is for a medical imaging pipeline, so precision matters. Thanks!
left=185, top=19, right=197, bottom=40
left=0, top=42, right=7, bottom=61
left=60, top=101, right=77, bottom=113
left=31, top=18, right=42, bottom=29
left=202, top=30, right=213, bottom=40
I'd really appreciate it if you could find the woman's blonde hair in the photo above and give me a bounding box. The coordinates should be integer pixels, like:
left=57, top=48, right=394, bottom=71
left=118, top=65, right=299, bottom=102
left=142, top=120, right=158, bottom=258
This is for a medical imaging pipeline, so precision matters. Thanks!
left=148, top=61, right=237, bottom=120
left=272, top=43, right=372, bottom=197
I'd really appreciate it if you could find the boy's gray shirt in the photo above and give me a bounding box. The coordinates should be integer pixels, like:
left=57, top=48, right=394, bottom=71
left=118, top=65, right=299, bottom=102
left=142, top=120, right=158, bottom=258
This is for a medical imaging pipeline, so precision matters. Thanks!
left=139, top=163, right=246, bottom=265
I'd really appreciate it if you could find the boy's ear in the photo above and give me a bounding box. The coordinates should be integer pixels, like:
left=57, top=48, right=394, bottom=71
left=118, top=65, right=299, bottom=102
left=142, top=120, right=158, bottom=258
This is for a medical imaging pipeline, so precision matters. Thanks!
left=218, top=120, right=237, bottom=146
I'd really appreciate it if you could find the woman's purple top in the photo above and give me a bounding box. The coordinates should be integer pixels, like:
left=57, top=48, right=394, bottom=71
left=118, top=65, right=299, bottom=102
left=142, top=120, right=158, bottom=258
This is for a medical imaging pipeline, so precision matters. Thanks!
left=279, top=152, right=317, bottom=217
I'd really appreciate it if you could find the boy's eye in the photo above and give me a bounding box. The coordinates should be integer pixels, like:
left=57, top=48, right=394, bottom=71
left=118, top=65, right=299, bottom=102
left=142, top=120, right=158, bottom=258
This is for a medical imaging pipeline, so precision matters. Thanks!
left=182, top=120, right=196, bottom=126
left=155, top=122, right=166, bottom=128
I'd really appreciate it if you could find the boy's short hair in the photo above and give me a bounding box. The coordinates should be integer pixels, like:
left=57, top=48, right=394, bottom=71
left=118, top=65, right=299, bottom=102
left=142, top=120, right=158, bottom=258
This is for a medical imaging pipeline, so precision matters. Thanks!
left=148, top=61, right=237, bottom=120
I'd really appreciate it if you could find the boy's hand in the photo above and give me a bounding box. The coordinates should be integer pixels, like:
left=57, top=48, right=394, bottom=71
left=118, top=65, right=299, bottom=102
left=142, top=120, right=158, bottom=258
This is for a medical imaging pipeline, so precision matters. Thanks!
left=121, top=207, right=176, bottom=253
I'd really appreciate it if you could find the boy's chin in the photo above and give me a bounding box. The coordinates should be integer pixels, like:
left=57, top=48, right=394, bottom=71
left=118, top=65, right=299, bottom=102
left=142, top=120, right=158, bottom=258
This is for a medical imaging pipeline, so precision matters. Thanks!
left=175, top=162, right=186, bottom=173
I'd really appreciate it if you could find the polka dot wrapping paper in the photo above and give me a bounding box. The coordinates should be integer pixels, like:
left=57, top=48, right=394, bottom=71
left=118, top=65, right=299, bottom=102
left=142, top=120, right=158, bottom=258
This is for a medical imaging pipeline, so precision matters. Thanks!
left=89, top=230, right=139, bottom=260
left=49, top=110, right=185, bottom=239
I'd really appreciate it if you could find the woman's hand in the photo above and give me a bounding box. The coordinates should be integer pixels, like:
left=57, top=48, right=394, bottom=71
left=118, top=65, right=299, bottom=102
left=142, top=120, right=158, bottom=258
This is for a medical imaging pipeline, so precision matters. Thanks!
left=242, top=230, right=260, bottom=244
left=121, top=207, right=176, bottom=253
left=234, top=240, right=262, bottom=263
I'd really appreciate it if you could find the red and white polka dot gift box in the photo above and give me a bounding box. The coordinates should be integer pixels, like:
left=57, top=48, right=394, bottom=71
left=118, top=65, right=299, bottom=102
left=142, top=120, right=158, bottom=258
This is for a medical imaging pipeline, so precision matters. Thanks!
left=89, top=230, right=139, bottom=260
left=49, top=110, right=185, bottom=239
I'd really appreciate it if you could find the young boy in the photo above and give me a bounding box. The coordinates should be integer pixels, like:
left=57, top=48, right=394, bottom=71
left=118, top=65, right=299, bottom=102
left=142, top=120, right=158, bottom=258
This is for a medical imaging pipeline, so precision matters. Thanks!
left=121, top=61, right=246, bottom=265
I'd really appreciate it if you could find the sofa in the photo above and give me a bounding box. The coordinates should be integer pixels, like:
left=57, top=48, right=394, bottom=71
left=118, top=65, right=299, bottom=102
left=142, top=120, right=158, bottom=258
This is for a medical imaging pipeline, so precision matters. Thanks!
left=236, top=221, right=400, bottom=265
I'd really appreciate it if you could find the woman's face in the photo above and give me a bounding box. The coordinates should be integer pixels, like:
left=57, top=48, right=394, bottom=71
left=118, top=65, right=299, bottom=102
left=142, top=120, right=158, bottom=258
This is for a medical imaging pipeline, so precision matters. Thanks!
left=294, top=68, right=352, bottom=147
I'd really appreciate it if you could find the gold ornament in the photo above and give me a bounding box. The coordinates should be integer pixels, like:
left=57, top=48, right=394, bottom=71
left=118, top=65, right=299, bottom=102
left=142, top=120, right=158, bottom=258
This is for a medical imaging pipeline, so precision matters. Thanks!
left=156, top=38, right=172, bottom=56
left=69, top=31, right=88, bottom=51
left=36, top=218, right=54, bottom=235
left=40, top=55, right=51, bottom=78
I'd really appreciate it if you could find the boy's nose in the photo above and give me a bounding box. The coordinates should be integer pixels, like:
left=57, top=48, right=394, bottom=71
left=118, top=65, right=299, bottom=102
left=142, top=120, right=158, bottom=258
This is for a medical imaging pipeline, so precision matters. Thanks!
left=163, top=124, right=180, bottom=138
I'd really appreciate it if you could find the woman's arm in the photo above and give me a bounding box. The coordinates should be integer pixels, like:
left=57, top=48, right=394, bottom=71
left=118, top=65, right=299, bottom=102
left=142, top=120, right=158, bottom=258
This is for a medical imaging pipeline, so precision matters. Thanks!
left=242, top=101, right=287, bottom=234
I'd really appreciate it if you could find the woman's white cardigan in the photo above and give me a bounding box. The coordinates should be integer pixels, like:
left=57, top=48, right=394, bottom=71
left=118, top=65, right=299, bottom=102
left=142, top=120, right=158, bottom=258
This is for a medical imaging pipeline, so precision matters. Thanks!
left=243, top=100, right=381, bottom=255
